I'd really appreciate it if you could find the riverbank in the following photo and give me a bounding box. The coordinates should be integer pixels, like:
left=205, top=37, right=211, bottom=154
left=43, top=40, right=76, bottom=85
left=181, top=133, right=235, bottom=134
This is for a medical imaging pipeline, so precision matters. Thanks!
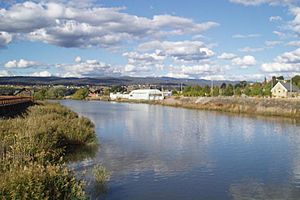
left=0, top=102, right=103, bottom=199
left=113, top=96, right=300, bottom=118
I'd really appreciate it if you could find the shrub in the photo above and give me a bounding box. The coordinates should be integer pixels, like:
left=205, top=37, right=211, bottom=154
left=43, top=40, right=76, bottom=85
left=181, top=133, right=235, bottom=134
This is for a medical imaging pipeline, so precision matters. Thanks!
left=0, top=163, right=86, bottom=200
left=92, top=165, right=110, bottom=185
left=0, top=102, right=98, bottom=199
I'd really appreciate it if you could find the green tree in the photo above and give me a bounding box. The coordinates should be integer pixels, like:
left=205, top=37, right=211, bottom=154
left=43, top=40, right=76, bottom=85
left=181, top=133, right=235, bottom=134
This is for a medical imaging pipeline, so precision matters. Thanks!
left=203, top=85, right=211, bottom=96
left=235, top=87, right=242, bottom=96
left=72, top=88, right=89, bottom=100
left=212, top=86, right=220, bottom=97
left=292, top=75, right=300, bottom=87
left=223, top=84, right=234, bottom=96
left=34, top=88, right=47, bottom=100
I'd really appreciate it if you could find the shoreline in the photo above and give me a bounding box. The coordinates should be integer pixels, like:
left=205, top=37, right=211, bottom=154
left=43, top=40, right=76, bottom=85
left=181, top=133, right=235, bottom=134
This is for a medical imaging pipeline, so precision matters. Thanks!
left=104, top=96, right=300, bottom=119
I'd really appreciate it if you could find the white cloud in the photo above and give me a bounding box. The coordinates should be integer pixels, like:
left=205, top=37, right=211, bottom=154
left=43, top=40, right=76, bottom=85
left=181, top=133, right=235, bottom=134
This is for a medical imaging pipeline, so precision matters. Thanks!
left=31, top=70, right=52, bottom=77
left=75, top=56, right=82, bottom=63
left=262, top=62, right=300, bottom=72
left=273, top=31, right=286, bottom=37
left=165, top=72, right=190, bottom=79
left=229, top=0, right=296, bottom=6
left=123, top=51, right=165, bottom=66
left=165, top=63, right=225, bottom=79
left=290, top=7, right=300, bottom=36
left=265, top=40, right=282, bottom=46
left=287, top=41, right=300, bottom=47
left=269, top=16, right=282, bottom=22
left=0, top=1, right=218, bottom=48
left=138, top=40, right=214, bottom=62
left=275, top=48, right=300, bottom=64
left=4, top=59, right=40, bottom=68
left=124, top=64, right=136, bottom=72
left=0, top=32, right=12, bottom=47
left=218, top=53, right=237, bottom=60
left=261, top=48, right=300, bottom=72
left=239, top=47, right=264, bottom=52
left=57, top=58, right=120, bottom=77
left=232, top=34, right=260, bottom=39
left=0, top=70, right=13, bottom=76
left=232, top=55, right=257, bottom=68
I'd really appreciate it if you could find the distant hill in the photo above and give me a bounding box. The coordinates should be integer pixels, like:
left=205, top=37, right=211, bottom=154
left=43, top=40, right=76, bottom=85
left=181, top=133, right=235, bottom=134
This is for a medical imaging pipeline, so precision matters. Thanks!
left=0, top=76, right=239, bottom=87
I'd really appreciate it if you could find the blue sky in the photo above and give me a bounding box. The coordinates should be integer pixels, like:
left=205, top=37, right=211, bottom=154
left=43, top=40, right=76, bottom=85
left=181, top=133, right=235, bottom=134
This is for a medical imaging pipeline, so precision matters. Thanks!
left=0, top=0, right=299, bottom=81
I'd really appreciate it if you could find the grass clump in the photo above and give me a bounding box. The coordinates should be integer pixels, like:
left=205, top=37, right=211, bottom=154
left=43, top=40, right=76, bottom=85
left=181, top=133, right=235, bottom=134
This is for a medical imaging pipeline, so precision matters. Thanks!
left=0, top=102, right=99, bottom=199
left=93, top=164, right=110, bottom=185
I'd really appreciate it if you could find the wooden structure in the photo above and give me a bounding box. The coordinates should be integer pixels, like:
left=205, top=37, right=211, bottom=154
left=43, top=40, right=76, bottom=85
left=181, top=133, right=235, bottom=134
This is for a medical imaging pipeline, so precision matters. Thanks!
left=0, top=96, right=34, bottom=117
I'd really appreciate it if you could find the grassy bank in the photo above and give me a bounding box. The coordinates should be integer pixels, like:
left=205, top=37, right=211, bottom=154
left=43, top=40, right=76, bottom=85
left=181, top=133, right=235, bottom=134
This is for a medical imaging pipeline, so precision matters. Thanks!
left=113, top=97, right=300, bottom=119
left=0, top=103, right=101, bottom=199
left=161, top=97, right=300, bottom=118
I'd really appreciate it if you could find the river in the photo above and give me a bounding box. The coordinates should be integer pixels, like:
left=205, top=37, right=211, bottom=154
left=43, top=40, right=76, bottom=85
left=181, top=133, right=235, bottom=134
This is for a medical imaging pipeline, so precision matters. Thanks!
left=60, top=100, right=300, bottom=200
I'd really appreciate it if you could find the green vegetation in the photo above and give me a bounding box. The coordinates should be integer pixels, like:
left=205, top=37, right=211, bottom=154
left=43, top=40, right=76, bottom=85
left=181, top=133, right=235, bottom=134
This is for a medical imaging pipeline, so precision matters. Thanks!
left=181, top=81, right=274, bottom=97
left=292, top=75, right=300, bottom=88
left=174, top=75, right=299, bottom=98
left=109, top=85, right=127, bottom=93
left=71, top=88, right=89, bottom=100
left=0, top=103, right=107, bottom=199
left=34, top=87, right=77, bottom=100
left=93, top=165, right=110, bottom=184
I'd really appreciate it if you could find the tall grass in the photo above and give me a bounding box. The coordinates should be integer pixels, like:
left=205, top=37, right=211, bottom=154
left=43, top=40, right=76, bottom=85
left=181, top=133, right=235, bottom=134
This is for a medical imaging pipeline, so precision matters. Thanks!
left=0, top=102, right=99, bottom=199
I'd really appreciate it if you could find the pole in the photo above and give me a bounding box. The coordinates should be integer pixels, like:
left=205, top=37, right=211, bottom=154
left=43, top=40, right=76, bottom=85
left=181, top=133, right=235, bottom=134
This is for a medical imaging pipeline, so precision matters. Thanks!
left=180, top=83, right=183, bottom=94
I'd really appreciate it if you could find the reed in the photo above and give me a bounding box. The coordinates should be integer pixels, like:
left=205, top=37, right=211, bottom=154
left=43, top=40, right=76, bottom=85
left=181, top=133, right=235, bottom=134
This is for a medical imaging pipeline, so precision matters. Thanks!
left=0, top=102, right=102, bottom=199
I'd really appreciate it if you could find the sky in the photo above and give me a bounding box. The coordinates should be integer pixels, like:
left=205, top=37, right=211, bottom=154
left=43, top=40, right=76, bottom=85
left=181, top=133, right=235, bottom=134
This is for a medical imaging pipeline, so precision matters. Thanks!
left=0, top=0, right=299, bottom=81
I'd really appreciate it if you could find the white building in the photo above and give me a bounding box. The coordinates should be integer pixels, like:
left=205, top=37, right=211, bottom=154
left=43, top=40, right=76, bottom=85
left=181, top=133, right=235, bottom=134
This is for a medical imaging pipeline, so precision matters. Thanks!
left=271, top=82, right=300, bottom=98
left=110, top=92, right=129, bottom=100
left=129, top=89, right=164, bottom=100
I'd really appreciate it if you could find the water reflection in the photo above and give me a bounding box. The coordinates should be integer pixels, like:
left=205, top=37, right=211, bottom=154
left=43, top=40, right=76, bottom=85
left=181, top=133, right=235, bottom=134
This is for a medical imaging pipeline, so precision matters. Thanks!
left=61, top=100, right=300, bottom=200
left=230, top=179, right=300, bottom=200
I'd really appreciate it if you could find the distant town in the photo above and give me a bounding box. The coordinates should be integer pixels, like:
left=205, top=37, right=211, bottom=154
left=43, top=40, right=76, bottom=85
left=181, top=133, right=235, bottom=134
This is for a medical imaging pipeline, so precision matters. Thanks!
left=0, top=75, right=299, bottom=101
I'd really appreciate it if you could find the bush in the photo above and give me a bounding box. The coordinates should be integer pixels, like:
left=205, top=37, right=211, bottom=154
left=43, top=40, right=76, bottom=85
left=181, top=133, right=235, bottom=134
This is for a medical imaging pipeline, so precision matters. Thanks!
left=72, top=88, right=89, bottom=100
left=93, top=165, right=110, bottom=185
left=0, top=103, right=98, bottom=199
left=0, top=163, right=86, bottom=200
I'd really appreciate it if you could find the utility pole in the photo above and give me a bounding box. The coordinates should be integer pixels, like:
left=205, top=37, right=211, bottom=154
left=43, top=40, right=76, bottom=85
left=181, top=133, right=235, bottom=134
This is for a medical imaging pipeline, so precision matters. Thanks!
left=180, top=83, right=183, bottom=94
left=290, top=77, right=293, bottom=94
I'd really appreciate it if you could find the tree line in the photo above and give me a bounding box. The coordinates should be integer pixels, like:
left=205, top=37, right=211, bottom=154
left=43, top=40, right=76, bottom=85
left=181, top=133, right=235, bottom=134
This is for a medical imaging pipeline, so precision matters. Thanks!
left=179, top=75, right=300, bottom=97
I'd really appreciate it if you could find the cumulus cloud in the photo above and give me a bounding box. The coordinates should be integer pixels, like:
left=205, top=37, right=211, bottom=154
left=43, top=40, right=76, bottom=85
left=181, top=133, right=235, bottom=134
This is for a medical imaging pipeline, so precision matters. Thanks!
left=232, top=55, right=257, bottom=68
left=218, top=53, right=237, bottom=60
left=0, top=32, right=12, bottom=47
left=290, top=7, right=300, bottom=36
left=4, top=59, right=40, bottom=68
left=31, top=70, right=52, bottom=77
left=123, top=51, right=165, bottom=71
left=261, top=48, right=300, bottom=72
left=269, top=16, right=283, bottom=22
left=165, top=63, right=225, bottom=79
left=0, top=1, right=218, bottom=48
left=275, top=48, right=300, bottom=63
left=0, top=70, right=13, bottom=76
left=138, top=40, right=214, bottom=62
left=287, top=41, right=300, bottom=46
left=57, top=58, right=120, bottom=77
left=238, top=47, right=264, bottom=52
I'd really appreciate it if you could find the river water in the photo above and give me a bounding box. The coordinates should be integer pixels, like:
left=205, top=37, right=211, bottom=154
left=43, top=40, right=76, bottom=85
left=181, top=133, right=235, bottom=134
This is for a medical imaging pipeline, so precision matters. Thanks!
left=61, top=100, right=300, bottom=200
